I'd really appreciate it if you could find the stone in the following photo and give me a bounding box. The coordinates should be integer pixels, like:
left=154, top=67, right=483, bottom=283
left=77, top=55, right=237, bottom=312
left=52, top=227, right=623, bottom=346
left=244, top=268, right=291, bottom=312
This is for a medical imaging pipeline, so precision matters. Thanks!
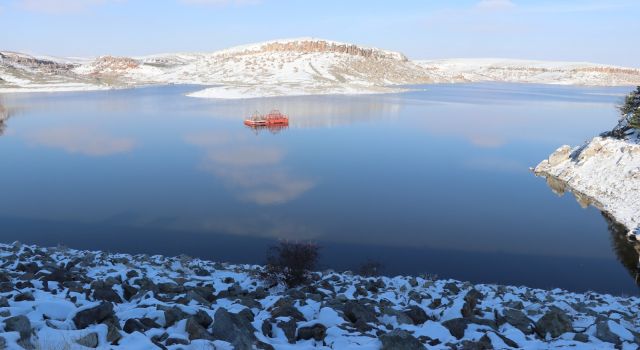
left=461, top=289, right=483, bottom=318
left=535, top=308, right=573, bottom=339
left=122, top=284, right=138, bottom=301
left=381, top=307, right=413, bottom=325
left=548, top=145, right=572, bottom=166
left=460, top=334, right=492, bottom=350
left=261, top=319, right=273, bottom=337
left=73, top=302, right=115, bottom=329
left=158, top=282, right=184, bottom=294
left=103, top=317, right=122, bottom=344
left=403, top=305, right=429, bottom=325
left=271, top=304, right=306, bottom=322
left=343, top=300, right=377, bottom=324
left=93, top=288, right=122, bottom=303
left=75, top=332, right=99, bottom=348
left=595, top=319, right=621, bottom=344
left=443, top=282, right=460, bottom=294
left=4, top=315, right=31, bottom=340
left=123, top=319, right=146, bottom=334
left=379, top=329, right=425, bottom=350
left=194, top=310, right=213, bottom=328
left=574, top=333, right=589, bottom=342
left=277, top=319, right=297, bottom=344
left=185, top=317, right=212, bottom=341
left=14, top=292, right=35, bottom=302
left=211, top=308, right=256, bottom=350
left=297, top=323, right=327, bottom=341
left=165, top=338, right=189, bottom=346
left=442, top=318, right=469, bottom=339
left=163, top=307, right=188, bottom=328
left=500, top=308, right=533, bottom=334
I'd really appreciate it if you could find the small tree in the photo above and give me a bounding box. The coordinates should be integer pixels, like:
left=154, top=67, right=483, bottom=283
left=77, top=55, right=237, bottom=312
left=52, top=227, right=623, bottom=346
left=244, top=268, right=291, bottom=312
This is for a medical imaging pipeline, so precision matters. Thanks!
left=264, top=241, right=319, bottom=288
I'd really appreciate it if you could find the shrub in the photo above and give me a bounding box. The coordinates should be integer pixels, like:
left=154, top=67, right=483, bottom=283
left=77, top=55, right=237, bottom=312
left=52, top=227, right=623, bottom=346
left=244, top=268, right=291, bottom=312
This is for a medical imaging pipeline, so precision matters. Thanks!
left=357, top=260, right=384, bottom=277
left=264, top=241, right=320, bottom=288
left=620, top=86, right=640, bottom=129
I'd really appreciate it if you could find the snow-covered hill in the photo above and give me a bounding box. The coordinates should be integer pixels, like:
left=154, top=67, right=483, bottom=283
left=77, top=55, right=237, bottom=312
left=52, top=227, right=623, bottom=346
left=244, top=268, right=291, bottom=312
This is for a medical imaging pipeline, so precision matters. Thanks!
left=2, top=38, right=640, bottom=98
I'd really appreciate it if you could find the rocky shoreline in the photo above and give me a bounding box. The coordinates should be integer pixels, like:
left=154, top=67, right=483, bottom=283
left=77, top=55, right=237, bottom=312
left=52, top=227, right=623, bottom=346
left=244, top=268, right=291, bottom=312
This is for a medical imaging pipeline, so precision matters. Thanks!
left=0, top=242, right=637, bottom=349
left=534, top=114, right=640, bottom=240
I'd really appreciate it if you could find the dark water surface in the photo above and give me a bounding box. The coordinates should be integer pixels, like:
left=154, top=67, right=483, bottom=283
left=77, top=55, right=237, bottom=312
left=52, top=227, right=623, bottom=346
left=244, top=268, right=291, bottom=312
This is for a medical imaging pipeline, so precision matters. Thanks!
left=1, top=83, right=638, bottom=295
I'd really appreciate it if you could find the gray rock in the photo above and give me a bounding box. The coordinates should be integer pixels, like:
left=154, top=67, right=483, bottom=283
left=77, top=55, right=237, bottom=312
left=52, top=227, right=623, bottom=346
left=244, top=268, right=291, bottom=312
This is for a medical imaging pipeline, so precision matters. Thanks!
left=158, top=282, right=184, bottom=294
left=277, top=319, right=297, bottom=344
left=442, top=318, right=469, bottom=339
left=443, top=282, right=460, bottom=294
left=271, top=304, right=306, bottom=322
left=574, top=333, right=589, bottom=342
left=261, top=320, right=273, bottom=338
left=165, top=338, right=189, bottom=346
left=343, top=300, right=377, bottom=324
left=14, top=292, right=34, bottom=302
left=185, top=317, right=213, bottom=340
left=194, top=310, right=213, bottom=328
left=72, top=302, right=115, bottom=329
left=460, top=334, right=492, bottom=350
left=595, top=319, right=621, bottom=344
left=381, top=307, right=413, bottom=325
left=461, top=289, right=482, bottom=318
left=211, top=308, right=256, bottom=350
left=93, top=288, right=122, bottom=303
left=501, top=308, right=533, bottom=334
left=379, top=329, right=425, bottom=350
left=403, top=305, right=429, bottom=325
left=297, top=323, right=327, bottom=341
left=103, top=317, right=122, bottom=344
left=75, top=332, right=99, bottom=348
left=123, top=319, right=146, bottom=334
left=535, top=308, right=573, bottom=339
left=163, top=306, right=188, bottom=328
left=4, top=315, right=31, bottom=340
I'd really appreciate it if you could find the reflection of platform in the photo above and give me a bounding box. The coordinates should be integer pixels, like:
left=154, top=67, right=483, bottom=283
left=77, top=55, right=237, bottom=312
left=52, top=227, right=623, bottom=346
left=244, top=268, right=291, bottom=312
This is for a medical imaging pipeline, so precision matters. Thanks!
left=245, top=124, right=289, bottom=135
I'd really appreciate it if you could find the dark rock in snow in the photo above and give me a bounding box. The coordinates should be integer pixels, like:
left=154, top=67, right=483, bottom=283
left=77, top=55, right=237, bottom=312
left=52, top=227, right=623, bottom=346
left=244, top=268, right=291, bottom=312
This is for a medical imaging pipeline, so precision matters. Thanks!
left=4, top=315, right=32, bottom=341
left=379, top=329, right=425, bottom=350
left=261, top=319, right=273, bottom=338
left=442, top=318, right=469, bottom=339
left=163, top=306, right=188, bottom=328
left=75, top=332, right=99, bottom=348
left=73, top=302, right=115, bottom=329
left=343, top=300, right=377, bottom=324
left=165, top=337, right=189, bottom=346
left=403, top=305, right=429, bottom=325
left=14, top=292, right=35, bottom=302
left=499, top=308, right=533, bottom=334
left=194, top=310, right=213, bottom=328
left=535, top=308, right=573, bottom=339
left=459, top=334, right=493, bottom=350
left=277, top=318, right=297, bottom=344
left=271, top=304, right=306, bottom=322
left=297, top=323, right=327, bottom=341
left=595, top=319, right=621, bottom=344
left=461, top=289, right=483, bottom=318
left=211, top=308, right=256, bottom=350
left=93, top=287, right=122, bottom=303
left=123, top=318, right=146, bottom=334
left=185, top=316, right=213, bottom=340
left=574, top=333, right=589, bottom=342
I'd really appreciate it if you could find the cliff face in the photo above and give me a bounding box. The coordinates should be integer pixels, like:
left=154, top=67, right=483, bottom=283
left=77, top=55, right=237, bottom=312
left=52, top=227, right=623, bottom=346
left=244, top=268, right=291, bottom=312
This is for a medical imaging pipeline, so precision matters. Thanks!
left=249, top=40, right=408, bottom=61
left=0, top=51, right=76, bottom=73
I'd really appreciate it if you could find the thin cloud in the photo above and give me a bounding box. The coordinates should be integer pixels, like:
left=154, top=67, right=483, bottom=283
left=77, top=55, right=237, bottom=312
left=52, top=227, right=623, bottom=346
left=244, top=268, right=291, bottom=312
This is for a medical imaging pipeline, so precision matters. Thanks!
left=476, top=0, right=515, bottom=11
left=179, top=0, right=260, bottom=6
left=15, top=0, right=122, bottom=14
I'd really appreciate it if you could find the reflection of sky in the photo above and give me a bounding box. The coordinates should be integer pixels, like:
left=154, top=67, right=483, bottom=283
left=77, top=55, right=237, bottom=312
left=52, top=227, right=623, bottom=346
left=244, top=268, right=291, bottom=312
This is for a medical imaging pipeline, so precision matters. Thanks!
left=0, top=84, right=637, bottom=295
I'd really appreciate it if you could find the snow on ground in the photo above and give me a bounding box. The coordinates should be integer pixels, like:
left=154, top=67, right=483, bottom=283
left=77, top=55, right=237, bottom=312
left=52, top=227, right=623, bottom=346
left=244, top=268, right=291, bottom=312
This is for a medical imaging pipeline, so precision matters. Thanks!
left=0, top=242, right=638, bottom=350
left=535, top=114, right=640, bottom=239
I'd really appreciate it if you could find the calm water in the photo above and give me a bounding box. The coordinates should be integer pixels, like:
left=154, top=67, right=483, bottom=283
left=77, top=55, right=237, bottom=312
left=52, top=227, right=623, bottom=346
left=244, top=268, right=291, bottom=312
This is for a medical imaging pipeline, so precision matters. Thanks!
left=1, top=83, right=639, bottom=295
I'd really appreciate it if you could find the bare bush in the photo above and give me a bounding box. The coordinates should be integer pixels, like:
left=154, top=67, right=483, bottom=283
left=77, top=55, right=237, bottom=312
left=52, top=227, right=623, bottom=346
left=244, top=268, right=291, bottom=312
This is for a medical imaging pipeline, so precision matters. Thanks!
left=357, top=260, right=384, bottom=277
left=263, top=241, right=319, bottom=288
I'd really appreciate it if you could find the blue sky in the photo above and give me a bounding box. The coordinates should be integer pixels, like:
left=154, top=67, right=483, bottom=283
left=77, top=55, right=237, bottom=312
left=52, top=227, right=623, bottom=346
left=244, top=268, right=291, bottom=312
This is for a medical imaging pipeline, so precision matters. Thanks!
left=2, top=0, right=639, bottom=66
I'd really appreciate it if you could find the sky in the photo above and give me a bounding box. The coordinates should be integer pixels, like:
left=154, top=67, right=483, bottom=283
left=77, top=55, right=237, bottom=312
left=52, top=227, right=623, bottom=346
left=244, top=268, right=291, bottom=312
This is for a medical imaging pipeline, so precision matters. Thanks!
left=2, top=0, right=640, bottom=66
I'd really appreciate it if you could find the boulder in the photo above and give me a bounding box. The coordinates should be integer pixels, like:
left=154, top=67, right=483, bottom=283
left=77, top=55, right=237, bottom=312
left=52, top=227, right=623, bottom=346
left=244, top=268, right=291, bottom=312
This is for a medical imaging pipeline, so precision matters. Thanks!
left=277, top=319, right=297, bottom=344
left=535, top=308, right=573, bottom=338
left=500, top=308, right=533, bottom=334
left=548, top=145, right=572, bottom=166
left=297, top=323, right=327, bottom=341
left=379, top=329, right=425, bottom=350
left=271, top=304, right=306, bottom=322
left=163, top=306, right=188, bottom=328
left=73, top=302, right=115, bottom=329
left=461, top=289, right=483, bottom=318
left=4, top=315, right=31, bottom=341
left=123, top=319, right=146, bottom=334
left=75, top=332, right=99, bottom=348
left=403, top=305, right=429, bottom=325
left=194, top=310, right=213, bottom=328
left=595, top=319, right=621, bottom=344
left=185, top=317, right=212, bottom=341
left=343, top=300, right=377, bottom=324
left=211, top=308, right=256, bottom=350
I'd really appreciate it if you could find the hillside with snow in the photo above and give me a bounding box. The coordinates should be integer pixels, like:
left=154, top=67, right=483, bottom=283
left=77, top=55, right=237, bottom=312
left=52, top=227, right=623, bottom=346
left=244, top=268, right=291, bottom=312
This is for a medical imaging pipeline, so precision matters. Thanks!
left=2, top=38, right=640, bottom=98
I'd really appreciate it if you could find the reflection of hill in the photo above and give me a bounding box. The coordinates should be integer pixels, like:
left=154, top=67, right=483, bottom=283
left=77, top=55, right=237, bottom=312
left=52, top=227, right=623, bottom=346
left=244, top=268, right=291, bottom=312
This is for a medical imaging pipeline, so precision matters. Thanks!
left=208, top=95, right=402, bottom=128
left=603, top=213, right=640, bottom=288
left=0, top=100, right=11, bottom=136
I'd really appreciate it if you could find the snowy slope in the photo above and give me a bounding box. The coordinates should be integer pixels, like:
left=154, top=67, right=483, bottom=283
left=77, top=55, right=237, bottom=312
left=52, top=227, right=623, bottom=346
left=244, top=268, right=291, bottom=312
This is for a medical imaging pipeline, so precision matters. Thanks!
left=2, top=39, right=640, bottom=98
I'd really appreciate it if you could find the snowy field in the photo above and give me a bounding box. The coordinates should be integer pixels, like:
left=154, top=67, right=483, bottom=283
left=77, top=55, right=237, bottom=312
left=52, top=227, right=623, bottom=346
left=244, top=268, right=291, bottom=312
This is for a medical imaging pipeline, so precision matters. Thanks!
left=0, top=242, right=638, bottom=349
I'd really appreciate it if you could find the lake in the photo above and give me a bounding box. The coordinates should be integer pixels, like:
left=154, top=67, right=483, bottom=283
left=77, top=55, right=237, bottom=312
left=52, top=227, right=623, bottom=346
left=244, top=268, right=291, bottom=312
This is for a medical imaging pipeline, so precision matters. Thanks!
left=1, top=83, right=638, bottom=296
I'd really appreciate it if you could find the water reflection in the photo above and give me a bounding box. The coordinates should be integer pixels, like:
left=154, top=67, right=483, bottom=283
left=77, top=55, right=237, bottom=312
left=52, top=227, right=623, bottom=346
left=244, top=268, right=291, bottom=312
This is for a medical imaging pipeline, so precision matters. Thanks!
left=185, top=131, right=315, bottom=205
left=207, top=95, right=402, bottom=128
left=604, top=213, right=640, bottom=288
left=26, top=127, right=135, bottom=156
left=0, top=99, right=13, bottom=137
